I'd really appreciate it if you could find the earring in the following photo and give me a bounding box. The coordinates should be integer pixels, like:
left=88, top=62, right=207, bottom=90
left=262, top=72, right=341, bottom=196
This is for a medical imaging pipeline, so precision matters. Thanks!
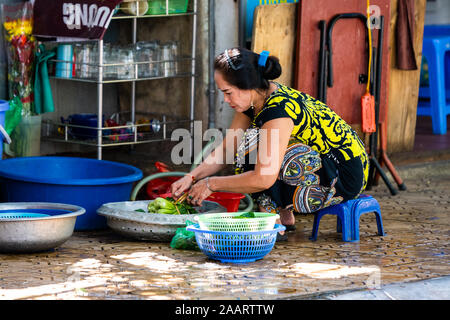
left=250, top=102, right=254, bottom=109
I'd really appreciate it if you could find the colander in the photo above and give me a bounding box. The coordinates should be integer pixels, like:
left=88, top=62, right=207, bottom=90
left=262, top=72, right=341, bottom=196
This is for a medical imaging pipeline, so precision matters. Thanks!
left=0, top=213, right=50, bottom=219
left=187, top=223, right=285, bottom=263
left=194, top=212, right=279, bottom=232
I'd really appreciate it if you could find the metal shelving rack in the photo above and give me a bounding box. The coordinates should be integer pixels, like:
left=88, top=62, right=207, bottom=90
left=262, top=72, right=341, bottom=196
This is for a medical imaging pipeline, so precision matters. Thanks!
left=43, top=0, right=197, bottom=160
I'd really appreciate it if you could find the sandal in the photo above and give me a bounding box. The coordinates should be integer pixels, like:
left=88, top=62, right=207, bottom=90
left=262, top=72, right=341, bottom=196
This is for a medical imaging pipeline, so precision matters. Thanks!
left=284, top=224, right=296, bottom=232
left=276, top=232, right=288, bottom=242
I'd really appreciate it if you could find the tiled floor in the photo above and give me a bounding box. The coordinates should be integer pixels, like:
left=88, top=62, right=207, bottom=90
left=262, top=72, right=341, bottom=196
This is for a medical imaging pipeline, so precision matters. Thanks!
left=0, top=160, right=448, bottom=300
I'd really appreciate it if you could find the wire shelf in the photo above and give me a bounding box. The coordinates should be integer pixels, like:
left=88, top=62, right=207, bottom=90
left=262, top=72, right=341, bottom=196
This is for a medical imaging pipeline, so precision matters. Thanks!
left=111, top=11, right=195, bottom=20
left=42, top=0, right=198, bottom=159
left=41, top=112, right=193, bottom=148
left=50, top=57, right=194, bottom=84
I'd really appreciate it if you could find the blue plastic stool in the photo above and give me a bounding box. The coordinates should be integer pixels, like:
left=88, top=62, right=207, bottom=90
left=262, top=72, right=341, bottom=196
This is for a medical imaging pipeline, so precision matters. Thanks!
left=309, top=194, right=386, bottom=242
left=417, top=25, right=450, bottom=135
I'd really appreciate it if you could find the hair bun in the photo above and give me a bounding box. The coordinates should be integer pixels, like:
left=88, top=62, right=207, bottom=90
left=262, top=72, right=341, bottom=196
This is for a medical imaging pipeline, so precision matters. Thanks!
left=262, top=56, right=282, bottom=80
left=214, top=47, right=282, bottom=90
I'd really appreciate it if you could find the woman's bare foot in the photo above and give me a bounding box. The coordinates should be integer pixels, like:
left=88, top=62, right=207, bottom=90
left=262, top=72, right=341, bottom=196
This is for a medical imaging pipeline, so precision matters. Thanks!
left=259, top=205, right=286, bottom=236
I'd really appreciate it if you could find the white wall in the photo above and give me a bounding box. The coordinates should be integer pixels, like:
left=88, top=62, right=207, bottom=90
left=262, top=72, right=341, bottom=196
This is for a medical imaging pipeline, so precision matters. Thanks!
left=213, top=0, right=239, bottom=131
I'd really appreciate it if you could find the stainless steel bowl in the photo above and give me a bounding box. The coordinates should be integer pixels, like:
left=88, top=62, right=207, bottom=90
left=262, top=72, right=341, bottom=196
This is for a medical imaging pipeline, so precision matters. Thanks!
left=0, top=202, right=85, bottom=253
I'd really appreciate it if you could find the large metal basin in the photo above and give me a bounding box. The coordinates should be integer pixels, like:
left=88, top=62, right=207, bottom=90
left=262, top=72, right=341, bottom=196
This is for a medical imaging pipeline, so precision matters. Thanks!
left=97, top=200, right=226, bottom=242
left=0, top=202, right=85, bottom=253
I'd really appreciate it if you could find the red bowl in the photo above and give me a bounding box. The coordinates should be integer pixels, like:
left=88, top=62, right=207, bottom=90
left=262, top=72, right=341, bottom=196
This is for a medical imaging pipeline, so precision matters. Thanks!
left=206, top=192, right=245, bottom=212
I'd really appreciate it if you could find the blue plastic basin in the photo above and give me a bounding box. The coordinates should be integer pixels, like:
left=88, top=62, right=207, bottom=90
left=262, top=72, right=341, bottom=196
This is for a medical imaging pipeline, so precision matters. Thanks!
left=0, top=156, right=143, bottom=230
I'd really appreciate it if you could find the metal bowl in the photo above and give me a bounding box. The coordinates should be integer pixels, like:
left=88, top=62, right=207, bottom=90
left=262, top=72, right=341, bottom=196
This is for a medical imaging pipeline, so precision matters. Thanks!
left=0, top=202, right=85, bottom=253
left=97, top=200, right=226, bottom=242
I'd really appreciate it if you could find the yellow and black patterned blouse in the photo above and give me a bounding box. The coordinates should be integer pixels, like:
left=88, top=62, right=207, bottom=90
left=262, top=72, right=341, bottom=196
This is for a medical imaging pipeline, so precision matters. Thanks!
left=241, top=82, right=369, bottom=192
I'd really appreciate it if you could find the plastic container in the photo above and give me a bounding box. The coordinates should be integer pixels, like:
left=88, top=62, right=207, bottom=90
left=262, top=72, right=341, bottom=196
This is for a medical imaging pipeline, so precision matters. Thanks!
left=7, top=114, right=41, bottom=157
left=62, top=113, right=104, bottom=140
left=120, top=0, right=148, bottom=16
left=146, top=185, right=245, bottom=212
left=146, top=0, right=189, bottom=15
left=187, top=223, right=286, bottom=263
left=55, top=44, right=73, bottom=78
left=206, top=192, right=245, bottom=212
left=195, top=212, right=279, bottom=232
left=0, top=100, right=9, bottom=158
left=0, top=157, right=143, bottom=230
left=146, top=176, right=181, bottom=199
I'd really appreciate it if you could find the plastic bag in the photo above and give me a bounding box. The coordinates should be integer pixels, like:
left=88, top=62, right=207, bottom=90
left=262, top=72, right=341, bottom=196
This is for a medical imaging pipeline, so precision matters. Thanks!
left=170, top=220, right=199, bottom=251
left=4, top=96, right=22, bottom=135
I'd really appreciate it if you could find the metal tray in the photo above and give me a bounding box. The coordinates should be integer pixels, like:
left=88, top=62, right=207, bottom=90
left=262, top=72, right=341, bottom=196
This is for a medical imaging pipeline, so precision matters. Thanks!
left=97, top=200, right=226, bottom=242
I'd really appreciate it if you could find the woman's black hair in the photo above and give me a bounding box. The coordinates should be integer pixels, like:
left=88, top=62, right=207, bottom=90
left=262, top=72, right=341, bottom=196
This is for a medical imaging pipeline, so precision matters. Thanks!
left=214, top=47, right=282, bottom=90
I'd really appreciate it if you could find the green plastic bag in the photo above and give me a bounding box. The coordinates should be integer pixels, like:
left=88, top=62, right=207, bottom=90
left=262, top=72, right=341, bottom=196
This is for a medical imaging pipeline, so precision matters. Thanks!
left=170, top=220, right=199, bottom=251
left=4, top=97, right=22, bottom=135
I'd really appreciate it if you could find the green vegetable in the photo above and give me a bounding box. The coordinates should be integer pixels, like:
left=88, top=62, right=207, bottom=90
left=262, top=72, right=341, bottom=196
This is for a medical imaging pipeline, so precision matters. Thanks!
left=147, top=202, right=157, bottom=213
left=153, top=197, right=175, bottom=210
left=232, top=212, right=256, bottom=219
left=134, top=209, right=146, bottom=213
left=157, top=208, right=177, bottom=214
left=147, top=197, right=198, bottom=215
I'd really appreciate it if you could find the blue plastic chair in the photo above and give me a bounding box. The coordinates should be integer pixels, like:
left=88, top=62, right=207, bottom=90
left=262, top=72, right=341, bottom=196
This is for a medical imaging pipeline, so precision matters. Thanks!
left=417, top=25, right=450, bottom=135
left=309, top=194, right=386, bottom=242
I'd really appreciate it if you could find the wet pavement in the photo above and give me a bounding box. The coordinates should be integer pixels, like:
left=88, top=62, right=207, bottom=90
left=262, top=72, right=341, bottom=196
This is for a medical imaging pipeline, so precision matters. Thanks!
left=326, top=276, right=450, bottom=300
left=0, top=160, right=449, bottom=300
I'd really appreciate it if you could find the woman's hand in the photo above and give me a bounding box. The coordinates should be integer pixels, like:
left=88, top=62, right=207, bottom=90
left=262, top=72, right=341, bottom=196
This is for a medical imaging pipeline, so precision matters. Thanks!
left=170, top=175, right=194, bottom=199
left=186, top=178, right=214, bottom=207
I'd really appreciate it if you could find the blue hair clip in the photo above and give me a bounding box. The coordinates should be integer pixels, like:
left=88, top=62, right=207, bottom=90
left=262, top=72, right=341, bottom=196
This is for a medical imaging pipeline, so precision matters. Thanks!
left=258, top=50, right=270, bottom=67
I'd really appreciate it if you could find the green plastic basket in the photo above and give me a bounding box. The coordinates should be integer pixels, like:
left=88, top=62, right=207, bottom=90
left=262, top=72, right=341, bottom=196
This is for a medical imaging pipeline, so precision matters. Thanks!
left=147, top=0, right=189, bottom=15
left=194, top=212, right=279, bottom=232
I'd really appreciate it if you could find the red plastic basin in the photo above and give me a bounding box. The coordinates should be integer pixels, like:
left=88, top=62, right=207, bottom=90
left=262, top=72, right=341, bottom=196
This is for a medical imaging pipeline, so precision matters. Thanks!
left=146, top=177, right=181, bottom=199
left=206, top=192, right=245, bottom=212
